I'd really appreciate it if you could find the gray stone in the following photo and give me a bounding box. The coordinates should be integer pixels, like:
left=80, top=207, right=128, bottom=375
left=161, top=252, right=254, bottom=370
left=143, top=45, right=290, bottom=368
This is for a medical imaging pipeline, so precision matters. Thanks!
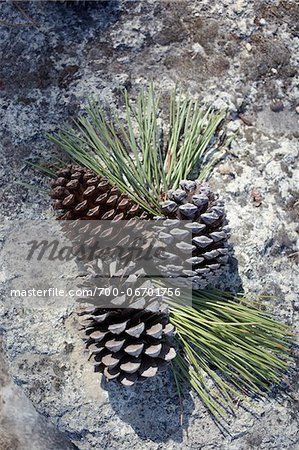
left=0, top=0, right=298, bottom=449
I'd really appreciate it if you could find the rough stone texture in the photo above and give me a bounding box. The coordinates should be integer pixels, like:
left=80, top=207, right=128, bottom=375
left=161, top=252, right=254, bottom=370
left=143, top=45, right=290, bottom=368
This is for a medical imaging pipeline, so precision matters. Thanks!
left=0, top=0, right=298, bottom=449
left=0, top=338, right=77, bottom=450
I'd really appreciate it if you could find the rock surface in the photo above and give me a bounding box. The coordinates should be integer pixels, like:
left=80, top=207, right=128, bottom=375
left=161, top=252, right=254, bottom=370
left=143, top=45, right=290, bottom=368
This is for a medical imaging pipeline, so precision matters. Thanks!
left=0, top=1, right=298, bottom=449
left=0, top=338, right=76, bottom=450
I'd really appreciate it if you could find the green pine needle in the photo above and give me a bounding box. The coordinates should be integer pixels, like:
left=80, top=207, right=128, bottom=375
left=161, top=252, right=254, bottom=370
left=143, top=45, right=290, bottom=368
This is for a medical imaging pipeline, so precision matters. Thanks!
left=48, top=85, right=230, bottom=215
left=169, top=289, right=292, bottom=420
left=26, top=161, right=58, bottom=178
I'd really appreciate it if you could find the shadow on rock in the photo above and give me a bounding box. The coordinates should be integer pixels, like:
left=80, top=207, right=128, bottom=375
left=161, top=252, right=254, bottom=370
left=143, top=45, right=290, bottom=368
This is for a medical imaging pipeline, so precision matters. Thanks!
left=216, top=240, right=243, bottom=294
left=102, top=370, right=194, bottom=443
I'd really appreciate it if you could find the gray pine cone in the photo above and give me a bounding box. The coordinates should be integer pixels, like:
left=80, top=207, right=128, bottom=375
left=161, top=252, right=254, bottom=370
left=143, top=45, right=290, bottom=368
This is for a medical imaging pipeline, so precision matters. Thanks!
left=159, top=180, right=230, bottom=289
left=79, top=306, right=176, bottom=386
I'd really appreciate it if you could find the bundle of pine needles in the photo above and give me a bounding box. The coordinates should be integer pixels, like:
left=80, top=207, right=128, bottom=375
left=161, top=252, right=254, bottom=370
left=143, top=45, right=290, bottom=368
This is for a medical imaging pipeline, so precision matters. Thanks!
left=42, top=85, right=293, bottom=420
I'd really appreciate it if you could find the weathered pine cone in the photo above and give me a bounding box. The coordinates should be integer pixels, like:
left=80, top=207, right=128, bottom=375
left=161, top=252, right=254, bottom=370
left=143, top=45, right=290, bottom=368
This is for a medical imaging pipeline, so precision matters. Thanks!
left=159, top=180, right=230, bottom=290
left=50, top=165, right=176, bottom=385
left=50, top=167, right=230, bottom=384
left=79, top=306, right=176, bottom=386
left=50, top=165, right=145, bottom=220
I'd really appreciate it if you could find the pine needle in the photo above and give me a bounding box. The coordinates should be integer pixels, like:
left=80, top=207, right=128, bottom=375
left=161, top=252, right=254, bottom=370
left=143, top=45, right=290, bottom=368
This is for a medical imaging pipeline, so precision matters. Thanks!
left=26, top=161, right=57, bottom=178
left=15, top=181, right=50, bottom=194
left=48, top=86, right=230, bottom=214
left=168, top=288, right=292, bottom=420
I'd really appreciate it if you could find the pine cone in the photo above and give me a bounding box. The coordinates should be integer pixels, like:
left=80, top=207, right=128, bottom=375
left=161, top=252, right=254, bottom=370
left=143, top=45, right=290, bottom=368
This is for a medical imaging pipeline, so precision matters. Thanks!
left=159, top=180, right=230, bottom=289
left=50, top=165, right=177, bottom=385
left=50, top=167, right=230, bottom=384
left=77, top=262, right=157, bottom=309
left=79, top=306, right=176, bottom=386
left=50, top=165, right=145, bottom=220
left=50, top=164, right=151, bottom=298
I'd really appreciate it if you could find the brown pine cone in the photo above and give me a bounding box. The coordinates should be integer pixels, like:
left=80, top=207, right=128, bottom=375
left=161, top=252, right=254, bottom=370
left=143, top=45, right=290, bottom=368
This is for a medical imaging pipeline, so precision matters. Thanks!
left=50, top=165, right=146, bottom=220
left=79, top=306, right=176, bottom=386
left=159, top=180, right=230, bottom=289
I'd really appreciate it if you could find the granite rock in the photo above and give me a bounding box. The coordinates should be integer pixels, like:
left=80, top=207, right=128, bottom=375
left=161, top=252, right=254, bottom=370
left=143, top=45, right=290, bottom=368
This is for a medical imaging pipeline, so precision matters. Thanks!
left=0, top=1, right=298, bottom=449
